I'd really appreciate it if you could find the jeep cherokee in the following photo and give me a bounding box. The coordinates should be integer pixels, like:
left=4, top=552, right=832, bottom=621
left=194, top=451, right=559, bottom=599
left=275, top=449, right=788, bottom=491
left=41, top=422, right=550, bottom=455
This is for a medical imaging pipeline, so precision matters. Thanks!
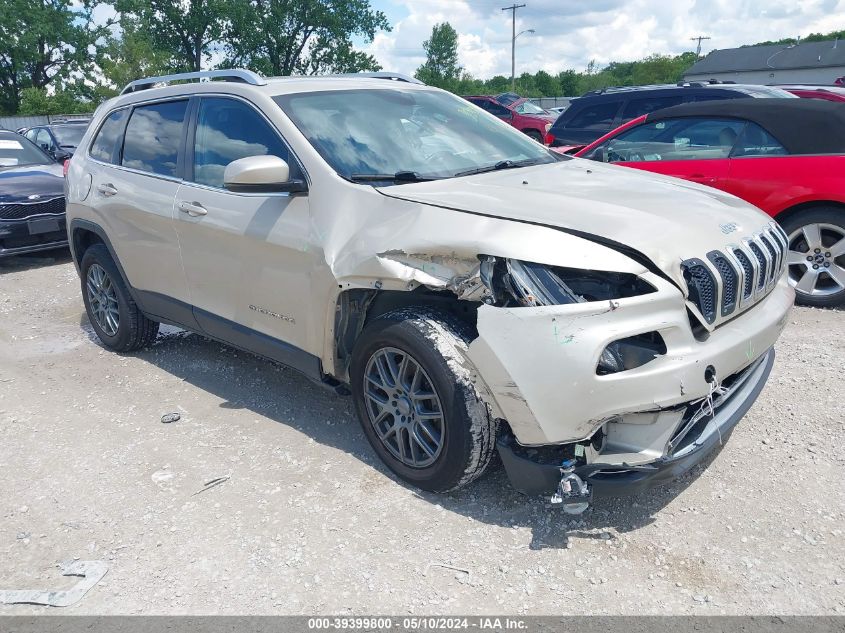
left=65, top=70, right=793, bottom=507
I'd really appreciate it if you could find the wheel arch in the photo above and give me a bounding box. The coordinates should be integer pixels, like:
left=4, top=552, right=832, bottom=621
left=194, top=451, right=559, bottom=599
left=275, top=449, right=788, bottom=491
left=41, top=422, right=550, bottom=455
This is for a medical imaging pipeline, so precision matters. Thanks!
left=331, top=287, right=481, bottom=382
left=774, top=200, right=845, bottom=225
left=69, top=219, right=138, bottom=304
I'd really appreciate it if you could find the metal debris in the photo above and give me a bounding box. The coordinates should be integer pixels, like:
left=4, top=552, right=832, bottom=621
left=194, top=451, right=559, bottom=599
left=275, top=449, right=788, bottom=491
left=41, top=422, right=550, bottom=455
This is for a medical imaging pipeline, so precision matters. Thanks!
left=423, top=562, right=471, bottom=579
left=160, top=412, right=180, bottom=424
left=0, top=560, right=108, bottom=607
left=191, top=475, right=230, bottom=496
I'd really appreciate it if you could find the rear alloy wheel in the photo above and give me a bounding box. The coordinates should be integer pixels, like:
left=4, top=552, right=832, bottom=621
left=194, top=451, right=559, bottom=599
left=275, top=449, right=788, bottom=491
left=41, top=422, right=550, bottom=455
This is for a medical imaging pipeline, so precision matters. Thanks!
left=782, top=209, right=845, bottom=307
left=80, top=243, right=160, bottom=351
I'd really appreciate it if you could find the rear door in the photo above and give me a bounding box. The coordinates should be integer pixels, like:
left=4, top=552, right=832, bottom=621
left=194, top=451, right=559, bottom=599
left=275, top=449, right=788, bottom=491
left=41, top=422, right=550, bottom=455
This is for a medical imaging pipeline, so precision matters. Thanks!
left=173, top=95, right=317, bottom=361
left=86, top=99, right=192, bottom=313
left=585, top=116, right=743, bottom=187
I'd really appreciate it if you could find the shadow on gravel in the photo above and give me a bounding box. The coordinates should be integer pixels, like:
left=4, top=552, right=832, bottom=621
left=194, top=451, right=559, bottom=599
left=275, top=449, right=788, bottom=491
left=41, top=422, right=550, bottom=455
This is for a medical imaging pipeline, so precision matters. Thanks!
left=79, top=319, right=728, bottom=551
left=0, top=248, right=72, bottom=273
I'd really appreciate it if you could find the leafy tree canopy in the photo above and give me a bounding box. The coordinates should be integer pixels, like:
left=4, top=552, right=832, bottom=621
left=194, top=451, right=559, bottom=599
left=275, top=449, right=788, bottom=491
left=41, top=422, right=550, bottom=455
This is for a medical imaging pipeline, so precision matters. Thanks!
left=223, top=0, right=389, bottom=76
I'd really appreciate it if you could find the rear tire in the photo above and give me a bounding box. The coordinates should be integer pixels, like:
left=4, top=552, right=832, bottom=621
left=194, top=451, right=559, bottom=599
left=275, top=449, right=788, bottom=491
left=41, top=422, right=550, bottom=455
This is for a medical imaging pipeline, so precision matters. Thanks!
left=350, top=308, right=497, bottom=492
left=779, top=207, right=845, bottom=308
left=80, top=243, right=159, bottom=351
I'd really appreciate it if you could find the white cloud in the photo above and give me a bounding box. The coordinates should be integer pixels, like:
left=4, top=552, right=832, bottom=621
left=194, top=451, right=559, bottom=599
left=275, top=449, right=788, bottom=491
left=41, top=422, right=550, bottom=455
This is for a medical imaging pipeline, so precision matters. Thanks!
left=362, top=0, right=845, bottom=78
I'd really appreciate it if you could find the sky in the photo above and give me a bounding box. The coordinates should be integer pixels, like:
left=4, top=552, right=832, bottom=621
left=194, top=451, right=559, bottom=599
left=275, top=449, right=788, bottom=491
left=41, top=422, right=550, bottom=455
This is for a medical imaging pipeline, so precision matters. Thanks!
left=360, top=0, right=845, bottom=78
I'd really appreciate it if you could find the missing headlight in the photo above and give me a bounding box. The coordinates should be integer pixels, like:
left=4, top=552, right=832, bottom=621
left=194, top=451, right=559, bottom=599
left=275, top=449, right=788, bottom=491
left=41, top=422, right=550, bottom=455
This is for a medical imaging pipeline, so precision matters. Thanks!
left=481, top=257, right=656, bottom=308
left=596, top=331, right=667, bottom=375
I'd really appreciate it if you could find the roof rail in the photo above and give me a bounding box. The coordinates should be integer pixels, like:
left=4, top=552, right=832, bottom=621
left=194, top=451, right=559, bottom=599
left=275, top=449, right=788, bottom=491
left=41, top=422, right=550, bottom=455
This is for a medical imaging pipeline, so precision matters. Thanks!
left=120, top=69, right=267, bottom=95
left=328, top=71, right=425, bottom=84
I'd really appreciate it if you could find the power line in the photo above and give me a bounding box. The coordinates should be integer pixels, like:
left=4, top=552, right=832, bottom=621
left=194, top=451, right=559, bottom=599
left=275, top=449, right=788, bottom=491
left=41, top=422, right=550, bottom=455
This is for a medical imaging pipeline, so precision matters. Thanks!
left=502, top=3, right=526, bottom=90
left=690, top=35, right=711, bottom=58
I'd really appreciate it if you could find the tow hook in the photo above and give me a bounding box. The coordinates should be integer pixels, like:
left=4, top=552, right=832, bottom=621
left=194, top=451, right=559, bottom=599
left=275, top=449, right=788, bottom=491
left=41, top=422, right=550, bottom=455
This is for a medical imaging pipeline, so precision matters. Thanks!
left=547, top=459, right=592, bottom=514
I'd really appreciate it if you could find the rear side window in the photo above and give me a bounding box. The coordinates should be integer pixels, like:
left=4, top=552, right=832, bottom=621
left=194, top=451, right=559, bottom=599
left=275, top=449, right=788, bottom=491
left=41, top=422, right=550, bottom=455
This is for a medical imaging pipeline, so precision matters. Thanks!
left=192, top=97, right=289, bottom=188
left=90, top=109, right=128, bottom=164
left=733, top=123, right=788, bottom=157
left=122, top=100, right=188, bottom=177
left=564, top=101, right=622, bottom=129
left=621, top=96, right=683, bottom=121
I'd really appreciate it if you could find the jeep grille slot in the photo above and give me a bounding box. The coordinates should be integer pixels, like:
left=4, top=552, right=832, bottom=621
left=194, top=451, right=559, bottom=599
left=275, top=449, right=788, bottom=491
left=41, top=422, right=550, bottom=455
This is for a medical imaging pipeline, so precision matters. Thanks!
left=707, top=251, right=738, bottom=316
left=747, top=241, right=767, bottom=289
left=681, top=258, right=717, bottom=324
left=732, top=248, right=754, bottom=299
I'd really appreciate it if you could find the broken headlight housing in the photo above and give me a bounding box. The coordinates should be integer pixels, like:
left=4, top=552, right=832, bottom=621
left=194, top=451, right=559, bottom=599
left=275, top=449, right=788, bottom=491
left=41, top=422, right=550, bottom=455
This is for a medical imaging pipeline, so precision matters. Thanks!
left=480, top=257, right=656, bottom=307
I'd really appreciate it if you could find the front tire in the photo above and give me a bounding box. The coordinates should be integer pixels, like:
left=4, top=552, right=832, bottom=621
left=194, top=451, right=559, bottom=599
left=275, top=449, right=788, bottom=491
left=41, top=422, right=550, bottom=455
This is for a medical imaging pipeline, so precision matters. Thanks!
left=350, top=309, right=497, bottom=492
left=80, top=243, right=159, bottom=351
left=780, top=207, right=845, bottom=307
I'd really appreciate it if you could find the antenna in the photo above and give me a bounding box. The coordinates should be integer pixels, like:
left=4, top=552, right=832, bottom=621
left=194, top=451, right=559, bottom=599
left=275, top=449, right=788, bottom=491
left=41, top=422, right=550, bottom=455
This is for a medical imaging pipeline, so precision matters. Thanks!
left=690, top=35, right=711, bottom=58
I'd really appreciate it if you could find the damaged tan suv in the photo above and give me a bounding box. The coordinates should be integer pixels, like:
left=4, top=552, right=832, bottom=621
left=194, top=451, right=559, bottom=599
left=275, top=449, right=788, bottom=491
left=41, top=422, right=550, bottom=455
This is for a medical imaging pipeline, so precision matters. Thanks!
left=65, top=69, right=793, bottom=509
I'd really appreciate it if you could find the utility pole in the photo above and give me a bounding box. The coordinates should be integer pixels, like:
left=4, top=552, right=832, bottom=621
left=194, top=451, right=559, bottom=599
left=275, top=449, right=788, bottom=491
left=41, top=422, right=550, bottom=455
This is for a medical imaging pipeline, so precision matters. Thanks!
left=502, top=3, right=526, bottom=90
left=690, top=35, right=711, bottom=58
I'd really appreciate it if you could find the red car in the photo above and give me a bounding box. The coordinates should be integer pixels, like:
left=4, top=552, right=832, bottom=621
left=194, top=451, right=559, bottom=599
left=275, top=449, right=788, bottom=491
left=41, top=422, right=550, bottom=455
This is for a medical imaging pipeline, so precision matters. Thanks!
left=463, top=95, right=556, bottom=143
left=777, top=84, right=845, bottom=102
left=570, top=98, right=845, bottom=307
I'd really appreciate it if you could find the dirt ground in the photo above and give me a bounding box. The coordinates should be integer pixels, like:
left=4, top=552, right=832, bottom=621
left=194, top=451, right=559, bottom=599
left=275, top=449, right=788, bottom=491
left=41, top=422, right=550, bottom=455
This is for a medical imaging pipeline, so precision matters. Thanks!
left=0, top=249, right=843, bottom=615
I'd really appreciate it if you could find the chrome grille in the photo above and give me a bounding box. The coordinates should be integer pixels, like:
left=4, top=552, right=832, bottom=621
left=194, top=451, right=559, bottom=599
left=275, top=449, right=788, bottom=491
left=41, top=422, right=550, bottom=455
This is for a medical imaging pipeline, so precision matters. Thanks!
left=684, top=223, right=786, bottom=326
left=0, top=197, right=65, bottom=220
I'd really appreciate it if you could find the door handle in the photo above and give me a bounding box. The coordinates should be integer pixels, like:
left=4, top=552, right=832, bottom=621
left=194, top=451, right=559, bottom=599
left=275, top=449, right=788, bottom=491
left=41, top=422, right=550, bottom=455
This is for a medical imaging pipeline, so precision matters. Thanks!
left=689, top=174, right=717, bottom=184
left=177, top=200, right=208, bottom=217
left=96, top=183, right=117, bottom=197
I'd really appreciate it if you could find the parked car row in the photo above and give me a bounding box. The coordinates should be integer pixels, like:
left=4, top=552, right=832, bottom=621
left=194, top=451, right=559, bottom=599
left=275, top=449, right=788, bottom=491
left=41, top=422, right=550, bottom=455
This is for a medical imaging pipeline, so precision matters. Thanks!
left=561, top=98, right=845, bottom=308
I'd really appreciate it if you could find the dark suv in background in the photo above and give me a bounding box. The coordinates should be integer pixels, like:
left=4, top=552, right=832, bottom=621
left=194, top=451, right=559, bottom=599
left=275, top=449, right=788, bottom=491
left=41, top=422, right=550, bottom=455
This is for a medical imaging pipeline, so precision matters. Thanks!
left=548, top=82, right=797, bottom=147
left=23, top=120, right=90, bottom=161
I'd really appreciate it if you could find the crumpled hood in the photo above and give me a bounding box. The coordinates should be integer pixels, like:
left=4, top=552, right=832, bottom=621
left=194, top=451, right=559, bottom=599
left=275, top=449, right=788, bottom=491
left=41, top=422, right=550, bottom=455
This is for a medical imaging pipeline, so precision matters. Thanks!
left=378, top=157, right=772, bottom=287
left=0, top=163, right=64, bottom=203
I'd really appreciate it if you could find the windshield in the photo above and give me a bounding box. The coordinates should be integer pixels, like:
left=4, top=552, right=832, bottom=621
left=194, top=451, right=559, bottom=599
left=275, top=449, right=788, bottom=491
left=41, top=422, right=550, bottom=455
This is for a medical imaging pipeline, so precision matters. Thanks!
left=515, top=101, right=547, bottom=114
left=51, top=125, right=86, bottom=147
left=273, top=89, right=558, bottom=181
left=0, top=134, right=51, bottom=167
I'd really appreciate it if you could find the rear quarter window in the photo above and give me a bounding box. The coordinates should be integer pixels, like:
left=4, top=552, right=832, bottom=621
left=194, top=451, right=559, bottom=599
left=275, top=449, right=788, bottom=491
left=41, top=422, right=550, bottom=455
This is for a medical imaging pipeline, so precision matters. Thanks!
left=89, top=109, right=129, bottom=164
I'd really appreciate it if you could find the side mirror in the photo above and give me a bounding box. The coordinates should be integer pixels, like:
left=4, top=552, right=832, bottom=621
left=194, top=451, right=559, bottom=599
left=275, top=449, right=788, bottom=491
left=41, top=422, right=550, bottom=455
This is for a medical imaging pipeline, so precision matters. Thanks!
left=54, top=149, right=71, bottom=163
left=223, top=155, right=307, bottom=194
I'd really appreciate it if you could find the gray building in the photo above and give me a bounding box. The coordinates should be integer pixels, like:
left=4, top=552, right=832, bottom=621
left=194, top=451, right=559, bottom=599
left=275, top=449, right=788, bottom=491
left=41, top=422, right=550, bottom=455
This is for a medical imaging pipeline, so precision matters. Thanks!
left=684, top=39, right=845, bottom=85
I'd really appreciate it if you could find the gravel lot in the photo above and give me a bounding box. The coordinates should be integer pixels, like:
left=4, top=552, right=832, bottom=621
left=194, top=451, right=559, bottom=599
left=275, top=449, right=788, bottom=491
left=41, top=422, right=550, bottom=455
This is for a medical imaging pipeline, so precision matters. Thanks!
left=1, top=250, right=843, bottom=615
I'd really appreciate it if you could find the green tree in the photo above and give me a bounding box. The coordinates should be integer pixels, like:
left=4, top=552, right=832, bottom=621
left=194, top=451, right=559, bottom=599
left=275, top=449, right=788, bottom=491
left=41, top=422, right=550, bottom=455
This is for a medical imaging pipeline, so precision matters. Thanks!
left=557, top=69, right=579, bottom=96
left=0, top=0, right=106, bottom=114
left=115, top=0, right=228, bottom=72
left=223, top=0, right=389, bottom=76
left=415, top=22, right=462, bottom=89
left=95, top=18, right=175, bottom=94
left=18, top=86, right=90, bottom=115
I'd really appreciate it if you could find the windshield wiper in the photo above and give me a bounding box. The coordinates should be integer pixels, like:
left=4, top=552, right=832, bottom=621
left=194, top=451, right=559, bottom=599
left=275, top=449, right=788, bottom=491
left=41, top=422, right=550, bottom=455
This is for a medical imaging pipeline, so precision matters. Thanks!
left=453, top=158, right=544, bottom=178
left=349, top=171, right=432, bottom=183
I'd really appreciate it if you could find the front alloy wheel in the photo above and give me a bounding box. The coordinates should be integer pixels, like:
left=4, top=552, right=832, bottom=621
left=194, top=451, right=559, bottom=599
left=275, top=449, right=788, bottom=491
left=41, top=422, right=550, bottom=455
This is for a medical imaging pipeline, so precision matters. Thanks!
left=363, top=346, right=445, bottom=468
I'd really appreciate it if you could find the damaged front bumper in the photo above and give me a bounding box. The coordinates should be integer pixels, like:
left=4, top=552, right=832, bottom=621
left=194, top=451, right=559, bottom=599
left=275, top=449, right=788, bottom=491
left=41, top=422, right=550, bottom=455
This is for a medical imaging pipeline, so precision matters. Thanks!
left=497, top=347, right=775, bottom=497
